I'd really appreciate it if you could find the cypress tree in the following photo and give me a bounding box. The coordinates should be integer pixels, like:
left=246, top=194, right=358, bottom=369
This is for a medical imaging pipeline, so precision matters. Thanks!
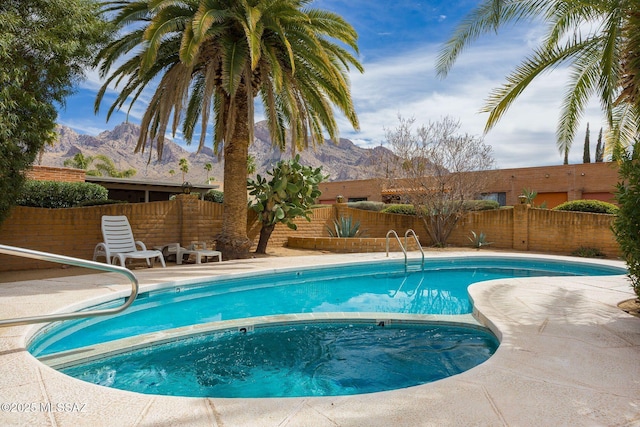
left=595, top=127, right=604, bottom=162
left=583, top=123, right=591, bottom=163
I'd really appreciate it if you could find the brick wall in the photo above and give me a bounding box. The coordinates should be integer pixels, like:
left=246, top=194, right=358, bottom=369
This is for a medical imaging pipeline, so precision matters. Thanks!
left=526, top=207, right=618, bottom=257
left=334, top=204, right=425, bottom=242
left=288, top=236, right=408, bottom=253
left=288, top=205, right=620, bottom=258
left=0, top=201, right=621, bottom=272
left=0, top=195, right=223, bottom=271
left=448, top=208, right=515, bottom=249
left=248, top=206, right=335, bottom=248
left=26, top=165, right=86, bottom=183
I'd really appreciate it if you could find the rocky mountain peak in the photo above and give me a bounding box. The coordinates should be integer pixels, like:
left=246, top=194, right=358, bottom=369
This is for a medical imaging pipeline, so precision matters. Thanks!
left=40, top=122, right=397, bottom=184
left=103, top=122, right=140, bottom=141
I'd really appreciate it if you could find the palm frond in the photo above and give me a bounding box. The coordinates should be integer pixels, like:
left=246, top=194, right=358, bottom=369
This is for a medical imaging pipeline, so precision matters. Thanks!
left=438, top=0, right=637, bottom=156
left=436, top=0, right=549, bottom=78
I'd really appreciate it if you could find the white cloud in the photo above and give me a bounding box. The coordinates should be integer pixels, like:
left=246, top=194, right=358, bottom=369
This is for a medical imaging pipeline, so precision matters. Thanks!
left=78, top=67, right=104, bottom=91
left=337, top=32, right=607, bottom=169
left=56, top=119, right=110, bottom=136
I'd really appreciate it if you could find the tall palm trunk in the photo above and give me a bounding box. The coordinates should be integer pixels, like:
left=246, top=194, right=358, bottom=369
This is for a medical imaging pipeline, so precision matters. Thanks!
left=215, top=92, right=252, bottom=259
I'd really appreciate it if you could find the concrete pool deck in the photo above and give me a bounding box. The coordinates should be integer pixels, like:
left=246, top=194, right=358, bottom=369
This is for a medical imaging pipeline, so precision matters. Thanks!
left=0, top=251, right=639, bottom=426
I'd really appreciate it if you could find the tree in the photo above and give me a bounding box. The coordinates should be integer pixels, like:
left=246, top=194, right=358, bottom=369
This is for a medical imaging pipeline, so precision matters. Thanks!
left=64, top=152, right=136, bottom=177
left=64, top=153, right=95, bottom=170
left=613, top=145, right=640, bottom=299
left=248, top=155, right=324, bottom=254
left=595, top=128, right=605, bottom=162
left=204, top=163, right=212, bottom=183
left=383, top=116, right=495, bottom=247
left=436, top=0, right=640, bottom=159
left=179, top=158, right=189, bottom=183
left=92, top=155, right=137, bottom=178
left=0, top=0, right=109, bottom=224
left=94, top=0, right=362, bottom=259
left=583, top=123, right=591, bottom=164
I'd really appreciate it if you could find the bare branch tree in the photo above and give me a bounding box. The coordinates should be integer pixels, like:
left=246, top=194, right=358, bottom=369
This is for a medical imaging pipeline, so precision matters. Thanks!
left=384, top=116, right=495, bottom=246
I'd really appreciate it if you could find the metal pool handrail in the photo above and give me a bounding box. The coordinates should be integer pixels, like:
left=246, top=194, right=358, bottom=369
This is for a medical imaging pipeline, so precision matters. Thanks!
left=0, top=244, right=139, bottom=328
left=404, top=229, right=425, bottom=268
left=386, top=230, right=407, bottom=264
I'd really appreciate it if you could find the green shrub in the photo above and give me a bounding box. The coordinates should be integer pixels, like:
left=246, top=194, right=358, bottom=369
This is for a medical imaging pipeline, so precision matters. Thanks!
left=613, top=147, right=640, bottom=299
left=463, top=200, right=501, bottom=211
left=553, top=199, right=619, bottom=215
left=17, top=181, right=108, bottom=208
left=571, top=247, right=606, bottom=258
left=381, top=201, right=498, bottom=216
left=381, top=204, right=416, bottom=215
left=204, top=189, right=224, bottom=203
left=347, top=201, right=386, bottom=211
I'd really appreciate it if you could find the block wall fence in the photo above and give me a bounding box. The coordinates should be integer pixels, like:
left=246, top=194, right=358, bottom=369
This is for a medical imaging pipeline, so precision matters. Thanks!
left=0, top=199, right=620, bottom=272
left=26, top=165, right=86, bottom=183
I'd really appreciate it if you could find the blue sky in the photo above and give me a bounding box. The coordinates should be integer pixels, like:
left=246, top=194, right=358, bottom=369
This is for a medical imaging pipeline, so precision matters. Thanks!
left=56, top=0, right=606, bottom=169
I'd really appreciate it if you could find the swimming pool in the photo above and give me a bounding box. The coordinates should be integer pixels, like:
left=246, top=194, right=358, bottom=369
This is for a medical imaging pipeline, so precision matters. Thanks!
left=60, top=321, right=500, bottom=397
left=30, top=256, right=625, bottom=397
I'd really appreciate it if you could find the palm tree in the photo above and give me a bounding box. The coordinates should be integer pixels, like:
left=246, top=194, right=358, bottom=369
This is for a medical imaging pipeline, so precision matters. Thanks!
left=204, top=162, right=212, bottom=183
left=63, top=152, right=94, bottom=170
left=179, top=158, right=189, bottom=182
left=94, top=0, right=362, bottom=259
left=436, top=0, right=640, bottom=158
left=92, top=154, right=137, bottom=177
left=63, top=152, right=136, bottom=177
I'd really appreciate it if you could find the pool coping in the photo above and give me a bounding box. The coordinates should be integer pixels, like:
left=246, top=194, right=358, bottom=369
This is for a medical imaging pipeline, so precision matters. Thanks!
left=1, top=251, right=639, bottom=426
left=38, top=313, right=482, bottom=370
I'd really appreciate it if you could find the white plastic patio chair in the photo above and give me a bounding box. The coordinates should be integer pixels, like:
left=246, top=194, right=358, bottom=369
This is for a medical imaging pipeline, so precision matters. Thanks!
left=187, top=242, right=222, bottom=263
left=154, top=243, right=222, bottom=265
left=93, top=215, right=166, bottom=268
left=162, top=243, right=198, bottom=265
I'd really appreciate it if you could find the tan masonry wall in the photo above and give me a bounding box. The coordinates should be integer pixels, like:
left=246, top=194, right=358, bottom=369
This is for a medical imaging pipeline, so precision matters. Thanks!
left=247, top=206, right=336, bottom=248
left=288, top=237, right=408, bottom=253
left=0, top=200, right=620, bottom=272
left=26, top=165, right=86, bottom=183
left=447, top=208, right=516, bottom=250
left=525, top=207, right=619, bottom=257
left=0, top=195, right=223, bottom=271
left=287, top=204, right=620, bottom=258
left=333, top=205, right=425, bottom=246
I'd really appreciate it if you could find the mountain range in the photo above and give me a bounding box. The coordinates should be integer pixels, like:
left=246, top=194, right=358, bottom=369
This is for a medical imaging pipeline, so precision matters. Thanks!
left=39, top=122, right=391, bottom=185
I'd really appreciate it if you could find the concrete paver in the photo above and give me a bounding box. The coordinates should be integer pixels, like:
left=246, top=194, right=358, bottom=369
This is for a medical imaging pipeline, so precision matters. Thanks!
left=0, top=252, right=638, bottom=426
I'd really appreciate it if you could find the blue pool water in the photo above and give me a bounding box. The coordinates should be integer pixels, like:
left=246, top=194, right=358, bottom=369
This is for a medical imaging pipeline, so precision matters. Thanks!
left=30, top=257, right=624, bottom=357
left=61, top=322, right=500, bottom=398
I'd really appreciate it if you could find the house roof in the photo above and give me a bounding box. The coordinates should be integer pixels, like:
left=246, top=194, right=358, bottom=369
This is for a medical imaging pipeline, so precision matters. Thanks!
left=85, top=176, right=219, bottom=192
